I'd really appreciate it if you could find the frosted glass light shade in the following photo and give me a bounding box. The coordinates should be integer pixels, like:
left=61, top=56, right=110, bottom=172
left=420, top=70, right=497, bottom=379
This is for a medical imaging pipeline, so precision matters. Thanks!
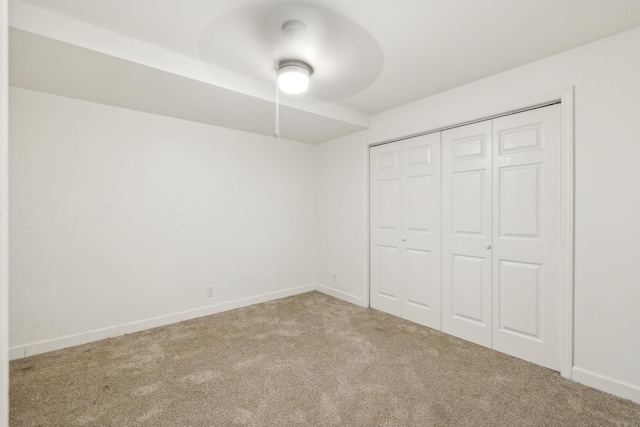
left=278, top=64, right=310, bottom=94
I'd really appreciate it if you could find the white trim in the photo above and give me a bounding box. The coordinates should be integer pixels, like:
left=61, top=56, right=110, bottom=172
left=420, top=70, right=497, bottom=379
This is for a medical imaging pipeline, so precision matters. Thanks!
left=560, top=88, right=575, bottom=379
left=0, top=0, right=9, bottom=423
left=365, top=88, right=575, bottom=379
left=316, top=284, right=366, bottom=307
left=363, top=140, right=371, bottom=308
left=572, top=367, right=640, bottom=404
left=9, top=284, right=315, bottom=360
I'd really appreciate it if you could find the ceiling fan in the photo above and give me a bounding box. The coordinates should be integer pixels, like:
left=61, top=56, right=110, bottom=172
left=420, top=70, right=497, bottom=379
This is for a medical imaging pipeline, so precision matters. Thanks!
left=197, top=2, right=384, bottom=103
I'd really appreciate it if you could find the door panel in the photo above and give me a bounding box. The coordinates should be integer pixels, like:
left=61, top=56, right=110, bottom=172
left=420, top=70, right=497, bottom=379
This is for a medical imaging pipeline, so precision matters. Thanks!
left=370, top=142, right=402, bottom=316
left=452, top=254, right=488, bottom=324
left=378, top=180, right=399, bottom=228
left=401, top=133, right=441, bottom=329
left=499, top=165, right=541, bottom=238
left=406, top=176, right=430, bottom=231
left=453, top=170, right=486, bottom=235
left=442, top=121, right=493, bottom=347
left=492, top=104, right=561, bottom=370
left=453, top=135, right=487, bottom=160
left=497, top=260, right=541, bottom=337
left=377, top=245, right=400, bottom=297
left=406, top=249, right=430, bottom=306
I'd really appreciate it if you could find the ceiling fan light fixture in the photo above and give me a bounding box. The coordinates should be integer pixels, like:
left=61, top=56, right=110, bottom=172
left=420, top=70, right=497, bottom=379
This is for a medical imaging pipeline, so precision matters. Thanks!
left=277, top=61, right=312, bottom=94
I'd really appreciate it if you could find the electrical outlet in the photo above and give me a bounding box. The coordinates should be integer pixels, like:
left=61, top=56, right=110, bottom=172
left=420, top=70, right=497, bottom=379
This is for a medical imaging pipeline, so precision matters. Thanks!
left=332, top=272, right=337, bottom=283
left=205, top=286, right=214, bottom=298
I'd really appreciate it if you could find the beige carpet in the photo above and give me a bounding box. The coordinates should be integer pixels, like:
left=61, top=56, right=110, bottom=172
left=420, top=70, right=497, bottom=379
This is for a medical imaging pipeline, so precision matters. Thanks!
left=10, top=291, right=640, bottom=426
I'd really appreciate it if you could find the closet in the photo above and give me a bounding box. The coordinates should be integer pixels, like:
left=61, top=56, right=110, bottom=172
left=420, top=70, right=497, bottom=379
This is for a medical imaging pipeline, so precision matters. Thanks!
left=370, top=104, right=561, bottom=371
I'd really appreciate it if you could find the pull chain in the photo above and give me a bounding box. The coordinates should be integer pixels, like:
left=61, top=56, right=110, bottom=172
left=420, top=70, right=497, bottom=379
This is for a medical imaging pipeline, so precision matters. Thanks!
left=274, top=80, right=281, bottom=139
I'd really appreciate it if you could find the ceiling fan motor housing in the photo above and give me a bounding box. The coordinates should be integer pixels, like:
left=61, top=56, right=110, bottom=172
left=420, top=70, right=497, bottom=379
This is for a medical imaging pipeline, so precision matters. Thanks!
left=281, top=20, right=307, bottom=40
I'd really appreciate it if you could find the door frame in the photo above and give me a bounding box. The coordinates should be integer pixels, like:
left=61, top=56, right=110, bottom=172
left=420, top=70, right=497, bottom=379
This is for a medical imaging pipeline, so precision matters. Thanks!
left=0, top=0, right=9, bottom=426
left=1, top=0, right=10, bottom=422
left=365, top=87, right=575, bottom=379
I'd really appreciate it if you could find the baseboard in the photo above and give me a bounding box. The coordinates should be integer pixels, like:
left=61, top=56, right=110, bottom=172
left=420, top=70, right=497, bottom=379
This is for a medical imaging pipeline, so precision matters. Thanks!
left=572, top=367, right=640, bottom=404
left=9, top=284, right=315, bottom=360
left=315, top=284, right=365, bottom=307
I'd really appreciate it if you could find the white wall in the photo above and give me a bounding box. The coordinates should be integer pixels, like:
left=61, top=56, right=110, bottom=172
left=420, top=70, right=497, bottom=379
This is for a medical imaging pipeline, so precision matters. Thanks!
left=9, top=87, right=317, bottom=357
left=316, top=26, right=640, bottom=403
left=316, top=130, right=370, bottom=306
left=1, top=0, right=10, bottom=424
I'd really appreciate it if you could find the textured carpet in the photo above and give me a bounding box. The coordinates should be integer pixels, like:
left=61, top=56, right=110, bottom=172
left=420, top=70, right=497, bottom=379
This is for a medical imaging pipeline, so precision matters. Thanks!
left=9, top=291, right=640, bottom=426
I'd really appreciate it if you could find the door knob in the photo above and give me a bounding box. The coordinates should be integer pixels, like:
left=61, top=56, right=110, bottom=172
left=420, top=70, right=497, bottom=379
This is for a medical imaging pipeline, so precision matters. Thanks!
left=485, top=244, right=492, bottom=250
left=403, top=237, right=407, bottom=242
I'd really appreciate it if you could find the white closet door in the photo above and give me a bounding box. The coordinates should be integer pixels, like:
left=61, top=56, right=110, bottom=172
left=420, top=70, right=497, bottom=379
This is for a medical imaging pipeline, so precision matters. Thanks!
left=401, top=133, right=441, bottom=329
left=370, top=142, right=403, bottom=316
left=442, top=121, right=493, bottom=347
left=491, top=104, right=561, bottom=370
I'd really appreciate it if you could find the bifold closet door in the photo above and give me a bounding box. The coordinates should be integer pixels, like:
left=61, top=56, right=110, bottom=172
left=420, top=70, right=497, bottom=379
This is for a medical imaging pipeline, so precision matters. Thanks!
left=491, top=104, right=561, bottom=370
left=441, top=121, right=493, bottom=347
left=370, top=134, right=441, bottom=329
left=442, top=104, right=562, bottom=370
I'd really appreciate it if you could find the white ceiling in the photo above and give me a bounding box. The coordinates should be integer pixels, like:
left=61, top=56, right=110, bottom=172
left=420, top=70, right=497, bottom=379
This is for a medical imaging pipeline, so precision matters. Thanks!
left=9, top=0, right=640, bottom=143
